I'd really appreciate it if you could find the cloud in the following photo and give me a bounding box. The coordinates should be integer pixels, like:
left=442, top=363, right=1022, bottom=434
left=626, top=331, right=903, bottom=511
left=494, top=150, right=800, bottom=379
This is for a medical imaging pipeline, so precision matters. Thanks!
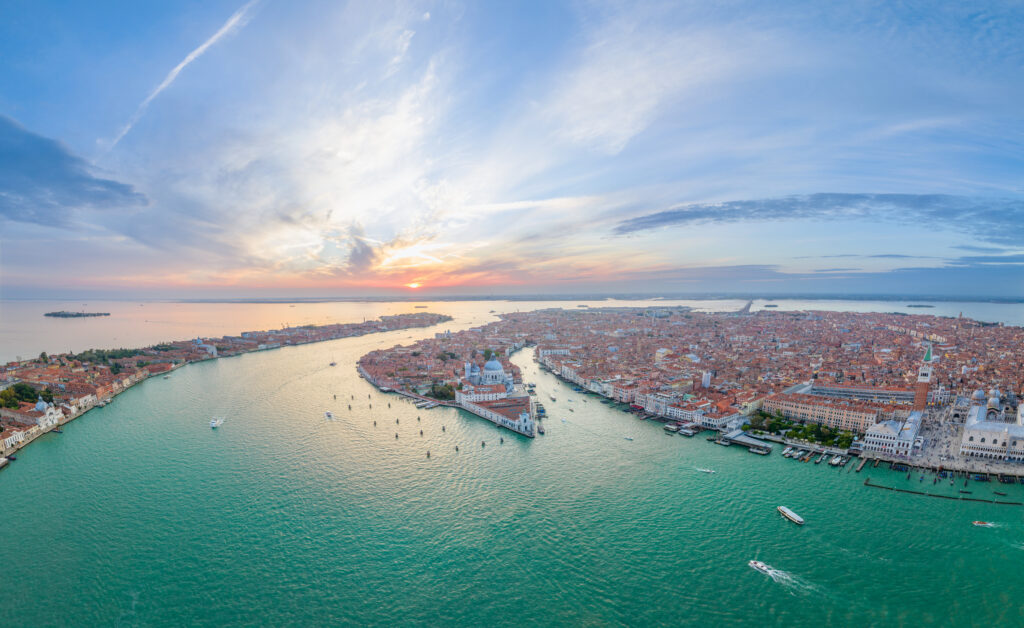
left=0, top=116, right=147, bottom=225
left=545, top=8, right=766, bottom=155
left=614, top=193, right=1024, bottom=245
left=345, top=223, right=379, bottom=273
left=109, top=0, right=259, bottom=147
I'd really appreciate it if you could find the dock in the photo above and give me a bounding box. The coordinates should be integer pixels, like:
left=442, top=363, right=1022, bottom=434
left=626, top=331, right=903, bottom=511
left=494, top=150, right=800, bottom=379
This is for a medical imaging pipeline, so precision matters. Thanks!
left=719, top=430, right=773, bottom=454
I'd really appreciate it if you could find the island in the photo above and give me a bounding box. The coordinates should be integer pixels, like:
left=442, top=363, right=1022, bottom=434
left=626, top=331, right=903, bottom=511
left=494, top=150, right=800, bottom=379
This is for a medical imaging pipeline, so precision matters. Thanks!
left=44, top=311, right=111, bottom=318
left=906, top=304, right=935, bottom=308
left=358, top=306, right=1024, bottom=479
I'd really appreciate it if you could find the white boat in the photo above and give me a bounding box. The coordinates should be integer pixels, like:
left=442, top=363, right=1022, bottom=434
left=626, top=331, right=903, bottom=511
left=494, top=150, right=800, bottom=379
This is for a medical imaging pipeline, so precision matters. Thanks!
left=624, top=436, right=633, bottom=441
left=325, top=411, right=334, bottom=420
left=749, top=560, right=772, bottom=575
left=210, top=417, right=224, bottom=429
left=782, top=446, right=793, bottom=456
left=696, top=468, right=716, bottom=474
left=972, top=521, right=994, bottom=528
left=777, top=506, right=804, bottom=525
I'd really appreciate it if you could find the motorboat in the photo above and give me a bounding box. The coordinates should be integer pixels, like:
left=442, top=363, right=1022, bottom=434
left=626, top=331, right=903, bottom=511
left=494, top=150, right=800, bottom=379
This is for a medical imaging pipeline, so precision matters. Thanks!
left=777, top=506, right=804, bottom=525
left=973, top=521, right=994, bottom=527
left=210, top=417, right=224, bottom=428
left=696, top=468, right=716, bottom=474
left=748, top=560, right=772, bottom=575
left=624, top=436, right=633, bottom=441
left=325, top=411, right=334, bottom=420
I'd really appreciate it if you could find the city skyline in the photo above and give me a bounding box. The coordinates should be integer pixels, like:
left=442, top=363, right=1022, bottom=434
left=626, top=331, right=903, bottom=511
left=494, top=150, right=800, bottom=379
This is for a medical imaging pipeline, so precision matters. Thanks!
left=2, top=1, right=1022, bottom=298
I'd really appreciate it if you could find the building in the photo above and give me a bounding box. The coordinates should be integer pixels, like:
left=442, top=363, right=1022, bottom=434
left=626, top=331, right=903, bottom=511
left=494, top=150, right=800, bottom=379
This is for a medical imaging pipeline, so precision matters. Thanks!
left=914, top=346, right=933, bottom=411
left=958, top=395, right=1024, bottom=461
left=863, top=411, right=922, bottom=456
left=763, top=393, right=898, bottom=433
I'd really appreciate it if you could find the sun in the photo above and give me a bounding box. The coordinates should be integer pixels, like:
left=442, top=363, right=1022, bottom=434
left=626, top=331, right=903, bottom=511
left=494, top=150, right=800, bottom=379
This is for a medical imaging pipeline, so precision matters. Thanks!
left=405, top=282, right=421, bottom=289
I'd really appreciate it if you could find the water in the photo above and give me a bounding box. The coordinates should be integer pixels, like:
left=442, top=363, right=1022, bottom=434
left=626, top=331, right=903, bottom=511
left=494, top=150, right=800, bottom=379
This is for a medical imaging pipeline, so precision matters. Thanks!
left=3, top=300, right=1024, bottom=625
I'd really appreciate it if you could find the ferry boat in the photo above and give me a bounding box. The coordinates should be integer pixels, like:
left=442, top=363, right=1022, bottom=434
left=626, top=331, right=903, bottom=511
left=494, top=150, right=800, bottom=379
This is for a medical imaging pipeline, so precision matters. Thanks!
left=210, top=417, right=224, bottom=429
left=777, top=506, right=804, bottom=525
left=663, top=424, right=680, bottom=433
left=973, top=521, right=994, bottom=527
left=749, top=446, right=770, bottom=455
left=748, top=560, right=772, bottom=575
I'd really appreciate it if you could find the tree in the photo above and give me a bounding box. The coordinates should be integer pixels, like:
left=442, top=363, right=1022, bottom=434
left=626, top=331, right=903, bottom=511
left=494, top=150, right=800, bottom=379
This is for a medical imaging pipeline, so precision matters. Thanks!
left=483, top=349, right=493, bottom=360
left=39, top=351, right=48, bottom=362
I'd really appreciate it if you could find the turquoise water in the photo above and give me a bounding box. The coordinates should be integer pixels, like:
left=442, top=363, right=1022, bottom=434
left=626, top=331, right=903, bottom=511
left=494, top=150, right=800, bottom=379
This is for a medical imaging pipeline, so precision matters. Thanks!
left=3, top=317, right=1024, bottom=625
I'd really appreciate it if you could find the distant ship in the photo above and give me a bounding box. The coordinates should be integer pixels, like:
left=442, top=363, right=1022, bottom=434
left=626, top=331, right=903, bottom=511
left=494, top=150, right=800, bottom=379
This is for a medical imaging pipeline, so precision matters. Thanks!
left=749, top=560, right=772, bottom=575
left=778, top=506, right=804, bottom=525
left=210, top=417, right=224, bottom=429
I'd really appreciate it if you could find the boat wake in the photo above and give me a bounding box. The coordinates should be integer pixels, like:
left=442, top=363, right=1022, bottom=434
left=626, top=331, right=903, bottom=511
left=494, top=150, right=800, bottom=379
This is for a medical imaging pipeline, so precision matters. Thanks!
left=756, top=564, right=826, bottom=596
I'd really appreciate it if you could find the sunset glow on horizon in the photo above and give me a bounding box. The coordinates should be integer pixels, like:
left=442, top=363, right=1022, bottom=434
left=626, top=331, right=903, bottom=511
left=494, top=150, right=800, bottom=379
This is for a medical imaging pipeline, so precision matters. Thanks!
left=1, top=2, right=1021, bottom=299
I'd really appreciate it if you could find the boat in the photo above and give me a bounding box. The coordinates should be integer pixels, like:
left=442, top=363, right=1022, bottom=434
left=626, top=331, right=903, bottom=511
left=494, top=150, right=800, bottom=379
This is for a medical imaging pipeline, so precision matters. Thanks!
left=538, top=425, right=546, bottom=435
left=325, top=411, right=333, bottom=420
left=748, top=560, right=772, bottom=575
left=163, top=375, right=170, bottom=379
left=623, top=436, right=633, bottom=441
left=549, top=396, right=556, bottom=402
left=664, top=424, right=680, bottom=433
left=959, top=490, right=971, bottom=494
left=749, top=446, right=771, bottom=455
left=994, top=491, right=1008, bottom=496
left=782, top=446, right=793, bottom=457
left=696, top=468, right=716, bottom=474
left=52, top=428, right=63, bottom=434
left=973, top=521, right=994, bottom=528
left=210, top=417, right=224, bottom=428
left=777, top=506, right=804, bottom=525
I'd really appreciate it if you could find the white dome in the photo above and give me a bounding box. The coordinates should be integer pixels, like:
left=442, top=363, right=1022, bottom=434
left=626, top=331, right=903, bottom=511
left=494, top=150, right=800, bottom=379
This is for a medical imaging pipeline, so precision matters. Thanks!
left=483, top=358, right=503, bottom=372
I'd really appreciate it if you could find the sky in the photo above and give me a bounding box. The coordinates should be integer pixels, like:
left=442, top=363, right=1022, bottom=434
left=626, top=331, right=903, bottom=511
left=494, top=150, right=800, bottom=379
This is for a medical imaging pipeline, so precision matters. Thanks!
left=0, top=0, right=1022, bottom=299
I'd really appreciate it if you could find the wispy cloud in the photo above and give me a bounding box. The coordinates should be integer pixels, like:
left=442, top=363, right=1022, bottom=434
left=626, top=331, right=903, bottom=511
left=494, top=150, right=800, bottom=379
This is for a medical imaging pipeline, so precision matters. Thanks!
left=614, top=193, right=1024, bottom=246
left=109, top=0, right=259, bottom=148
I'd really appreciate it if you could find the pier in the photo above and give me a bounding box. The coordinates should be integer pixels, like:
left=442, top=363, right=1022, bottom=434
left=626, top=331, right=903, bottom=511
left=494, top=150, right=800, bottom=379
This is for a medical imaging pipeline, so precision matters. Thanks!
left=863, top=478, right=1023, bottom=505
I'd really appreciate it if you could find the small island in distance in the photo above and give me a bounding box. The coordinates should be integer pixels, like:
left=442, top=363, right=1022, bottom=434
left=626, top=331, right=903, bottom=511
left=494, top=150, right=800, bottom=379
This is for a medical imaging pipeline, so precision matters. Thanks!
left=44, top=311, right=111, bottom=318
left=906, top=304, right=936, bottom=308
